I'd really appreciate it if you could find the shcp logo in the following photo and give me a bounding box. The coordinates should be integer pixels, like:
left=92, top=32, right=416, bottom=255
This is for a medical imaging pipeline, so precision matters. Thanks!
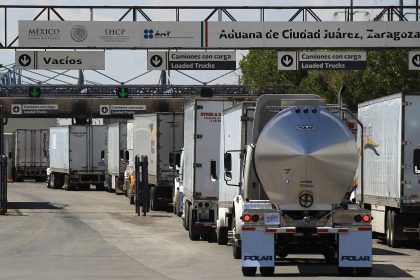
left=71, top=25, right=88, bottom=42
left=144, top=29, right=154, bottom=39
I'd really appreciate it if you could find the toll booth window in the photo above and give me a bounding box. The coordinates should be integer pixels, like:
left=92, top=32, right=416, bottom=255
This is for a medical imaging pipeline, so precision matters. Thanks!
left=414, top=149, right=420, bottom=174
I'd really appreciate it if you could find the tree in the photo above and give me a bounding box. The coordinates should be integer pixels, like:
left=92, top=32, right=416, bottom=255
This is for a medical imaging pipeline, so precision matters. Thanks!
left=240, top=49, right=420, bottom=111
left=240, top=50, right=307, bottom=93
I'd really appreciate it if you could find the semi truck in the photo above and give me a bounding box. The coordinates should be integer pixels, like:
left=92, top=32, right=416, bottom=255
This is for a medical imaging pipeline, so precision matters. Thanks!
left=13, top=129, right=49, bottom=182
left=133, top=113, right=183, bottom=211
left=182, top=99, right=233, bottom=241
left=48, top=125, right=107, bottom=191
left=107, top=122, right=128, bottom=194
left=358, top=93, right=420, bottom=247
left=221, top=95, right=372, bottom=277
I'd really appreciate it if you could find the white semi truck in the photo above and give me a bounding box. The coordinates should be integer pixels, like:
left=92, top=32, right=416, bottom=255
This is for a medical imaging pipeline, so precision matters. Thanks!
left=107, top=122, right=128, bottom=194
left=182, top=99, right=233, bottom=241
left=48, top=125, right=107, bottom=191
left=221, top=95, right=372, bottom=277
left=133, top=113, right=183, bottom=211
left=358, top=93, right=420, bottom=247
left=13, top=129, right=49, bottom=182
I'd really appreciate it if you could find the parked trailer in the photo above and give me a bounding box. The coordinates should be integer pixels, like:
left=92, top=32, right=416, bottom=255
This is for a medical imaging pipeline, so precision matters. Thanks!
left=358, top=93, right=420, bottom=247
left=133, top=113, right=183, bottom=211
left=182, top=99, right=233, bottom=241
left=13, top=129, right=49, bottom=182
left=124, top=120, right=135, bottom=204
left=222, top=95, right=372, bottom=277
left=48, top=125, right=107, bottom=191
left=107, top=122, right=128, bottom=194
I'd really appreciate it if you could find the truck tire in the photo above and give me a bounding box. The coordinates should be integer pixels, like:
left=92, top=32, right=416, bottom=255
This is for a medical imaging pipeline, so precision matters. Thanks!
left=260, top=267, right=275, bottom=277
left=338, top=267, right=353, bottom=276
left=232, top=212, right=241, bottom=259
left=188, top=206, right=200, bottom=241
left=386, top=209, right=401, bottom=248
left=242, top=267, right=257, bottom=277
left=217, top=227, right=229, bottom=245
left=183, top=203, right=189, bottom=231
left=355, top=267, right=372, bottom=276
left=50, top=173, right=56, bottom=189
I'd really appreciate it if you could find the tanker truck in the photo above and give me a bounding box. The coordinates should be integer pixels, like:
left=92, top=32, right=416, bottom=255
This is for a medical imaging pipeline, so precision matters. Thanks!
left=221, top=95, right=372, bottom=277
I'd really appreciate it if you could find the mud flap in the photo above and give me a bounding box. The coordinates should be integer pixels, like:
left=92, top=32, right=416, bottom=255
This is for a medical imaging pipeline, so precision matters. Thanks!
left=339, top=231, right=372, bottom=268
left=241, top=230, right=275, bottom=268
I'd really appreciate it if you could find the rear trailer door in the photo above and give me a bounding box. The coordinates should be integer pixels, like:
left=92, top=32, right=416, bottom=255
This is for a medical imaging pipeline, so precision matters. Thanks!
left=69, top=126, right=88, bottom=172
left=193, top=100, right=233, bottom=199
left=403, top=95, right=420, bottom=207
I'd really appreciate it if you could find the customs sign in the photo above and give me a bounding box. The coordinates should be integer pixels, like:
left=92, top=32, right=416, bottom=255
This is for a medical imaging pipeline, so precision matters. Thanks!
left=11, top=104, right=58, bottom=115
left=278, top=51, right=366, bottom=70
left=19, top=21, right=420, bottom=49
left=100, top=105, right=146, bottom=116
left=15, top=51, right=105, bottom=70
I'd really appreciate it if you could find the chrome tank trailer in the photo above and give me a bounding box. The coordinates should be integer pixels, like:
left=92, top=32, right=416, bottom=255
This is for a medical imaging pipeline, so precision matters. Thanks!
left=254, top=106, right=357, bottom=210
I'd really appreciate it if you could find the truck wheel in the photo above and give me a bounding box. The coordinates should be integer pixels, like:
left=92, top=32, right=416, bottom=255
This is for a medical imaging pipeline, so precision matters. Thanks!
left=386, top=209, right=401, bottom=248
left=242, top=267, right=257, bottom=277
left=217, top=227, right=229, bottom=245
left=232, top=212, right=241, bottom=259
left=188, top=206, right=200, bottom=241
left=338, top=267, right=354, bottom=276
left=50, top=173, right=56, bottom=189
left=260, top=267, right=275, bottom=277
left=355, top=267, right=372, bottom=276
left=183, top=203, right=189, bottom=231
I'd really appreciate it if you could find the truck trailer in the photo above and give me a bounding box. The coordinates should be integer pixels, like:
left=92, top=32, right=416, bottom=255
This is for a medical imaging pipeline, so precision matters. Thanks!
left=133, top=113, right=183, bottom=211
left=13, top=129, right=49, bottom=182
left=222, top=95, right=372, bottom=277
left=48, top=125, right=107, bottom=191
left=358, top=93, right=420, bottom=247
left=107, top=122, right=128, bottom=194
left=182, top=99, right=233, bottom=241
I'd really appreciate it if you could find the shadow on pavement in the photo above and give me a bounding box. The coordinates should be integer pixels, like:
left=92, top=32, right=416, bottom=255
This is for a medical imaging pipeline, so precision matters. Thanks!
left=373, top=247, right=408, bottom=256
left=7, top=202, right=67, bottom=210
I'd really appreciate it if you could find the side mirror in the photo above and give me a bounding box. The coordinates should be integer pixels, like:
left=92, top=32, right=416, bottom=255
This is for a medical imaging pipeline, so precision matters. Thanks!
left=125, top=151, right=130, bottom=161
left=169, top=152, right=175, bottom=169
left=224, top=171, right=232, bottom=182
left=224, top=152, right=232, bottom=172
left=119, top=150, right=124, bottom=160
left=210, top=160, right=218, bottom=181
left=101, top=150, right=105, bottom=161
left=175, top=153, right=181, bottom=167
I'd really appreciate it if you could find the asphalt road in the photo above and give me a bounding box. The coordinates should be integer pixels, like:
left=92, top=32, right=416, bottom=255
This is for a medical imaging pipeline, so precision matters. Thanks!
left=0, top=182, right=419, bottom=280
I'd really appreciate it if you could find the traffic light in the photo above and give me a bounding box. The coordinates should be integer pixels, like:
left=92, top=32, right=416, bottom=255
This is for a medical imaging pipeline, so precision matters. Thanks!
left=29, top=86, right=41, bottom=97
left=117, top=87, right=129, bottom=98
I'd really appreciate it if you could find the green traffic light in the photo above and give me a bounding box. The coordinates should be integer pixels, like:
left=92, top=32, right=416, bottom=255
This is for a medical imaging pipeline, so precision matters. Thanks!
left=118, top=87, right=128, bottom=98
left=29, top=86, right=41, bottom=97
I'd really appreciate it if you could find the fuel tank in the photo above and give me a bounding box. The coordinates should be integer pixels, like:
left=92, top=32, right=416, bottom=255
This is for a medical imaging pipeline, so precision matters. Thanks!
left=254, top=106, right=357, bottom=210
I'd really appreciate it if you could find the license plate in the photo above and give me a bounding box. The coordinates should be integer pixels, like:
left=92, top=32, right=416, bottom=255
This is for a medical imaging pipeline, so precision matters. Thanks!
left=198, top=210, right=210, bottom=220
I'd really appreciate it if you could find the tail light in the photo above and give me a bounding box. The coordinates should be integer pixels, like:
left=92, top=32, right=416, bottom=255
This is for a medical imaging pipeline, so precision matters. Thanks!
left=252, top=214, right=260, bottom=222
left=355, top=214, right=372, bottom=223
left=362, top=214, right=372, bottom=222
left=204, top=202, right=210, bottom=208
left=295, top=107, right=301, bottom=113
left=303, top=107, right=309, bottom=113
left=242, top=214, right=251, bottom=222
left=198, top=202, right=203, bottom=208
left=311, top=107, right=317, bottom=113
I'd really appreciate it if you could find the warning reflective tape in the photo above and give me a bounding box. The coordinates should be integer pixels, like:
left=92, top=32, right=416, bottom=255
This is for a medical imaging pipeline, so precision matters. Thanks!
left=242, top=226, right=256, bottom=231
left=265, top=227, right=296, bottom=233
left=317, top=227, right=349, bottom=234
left=403, top=228, right=420, bottom=233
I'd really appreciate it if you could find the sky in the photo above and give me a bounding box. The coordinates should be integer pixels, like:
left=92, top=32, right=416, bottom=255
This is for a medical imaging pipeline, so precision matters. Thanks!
left=0, top=0, right=415, bottom=86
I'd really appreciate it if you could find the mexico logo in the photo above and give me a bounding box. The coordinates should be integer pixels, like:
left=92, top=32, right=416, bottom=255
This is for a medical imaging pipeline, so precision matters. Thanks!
left=71, top=25, right=88, bottom=42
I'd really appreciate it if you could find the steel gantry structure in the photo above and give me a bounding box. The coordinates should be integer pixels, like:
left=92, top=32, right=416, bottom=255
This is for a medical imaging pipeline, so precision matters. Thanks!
left=0, top=3, right=420, bottom=96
